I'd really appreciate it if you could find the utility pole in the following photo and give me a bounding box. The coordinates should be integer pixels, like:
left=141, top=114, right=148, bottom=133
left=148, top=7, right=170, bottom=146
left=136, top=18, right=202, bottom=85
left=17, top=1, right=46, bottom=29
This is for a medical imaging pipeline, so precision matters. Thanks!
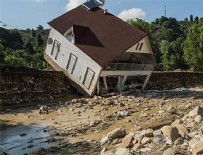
left=164, top=5, right=167, bottom=17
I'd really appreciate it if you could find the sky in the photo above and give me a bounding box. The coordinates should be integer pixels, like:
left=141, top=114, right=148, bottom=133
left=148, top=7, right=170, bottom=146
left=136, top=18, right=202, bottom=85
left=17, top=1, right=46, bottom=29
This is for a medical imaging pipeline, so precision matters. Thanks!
left=0, top=0, right=203, bottom=29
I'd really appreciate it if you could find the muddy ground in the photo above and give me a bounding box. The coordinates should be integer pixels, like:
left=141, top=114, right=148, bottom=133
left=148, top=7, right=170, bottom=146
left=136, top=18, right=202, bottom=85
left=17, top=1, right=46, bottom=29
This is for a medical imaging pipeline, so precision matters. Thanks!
left=0, top=87, right=203, bottom=155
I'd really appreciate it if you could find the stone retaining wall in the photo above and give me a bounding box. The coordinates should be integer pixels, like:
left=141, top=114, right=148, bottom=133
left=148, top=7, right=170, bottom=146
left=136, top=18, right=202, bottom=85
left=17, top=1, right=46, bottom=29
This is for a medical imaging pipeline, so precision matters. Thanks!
left=0, top=65, right=203, bottom=106
left=0, top=65, right=77, bottom=106
left=147, top=71, right=203, bottom=90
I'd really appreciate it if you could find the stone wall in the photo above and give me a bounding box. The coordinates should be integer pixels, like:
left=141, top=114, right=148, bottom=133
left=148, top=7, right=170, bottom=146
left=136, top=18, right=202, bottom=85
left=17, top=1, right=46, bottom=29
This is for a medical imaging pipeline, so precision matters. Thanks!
left=147, top=71, right=203, bottom=90
left=0, top=65, right=77, bottom=106
left=0, top=65, right=203, bottom=106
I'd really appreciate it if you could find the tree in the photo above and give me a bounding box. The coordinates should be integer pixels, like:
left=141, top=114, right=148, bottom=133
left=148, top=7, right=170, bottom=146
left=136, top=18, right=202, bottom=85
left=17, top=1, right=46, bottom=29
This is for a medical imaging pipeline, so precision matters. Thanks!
left=36, top=34, right=43, bottom=46
left=190, top=14, right=194, bottom=22
left=183, top=21, right=203, bottom=71
left=31, top=29, right=36, bottom=37
left=128, top=19, right=152, bottom=35
left=37, top=25, right=44, bottom=31
left=25, top=42, right=35, bottom=54
left=160, top=37, right=186, bottom=71
left=0, top=44, right=5, bottom=63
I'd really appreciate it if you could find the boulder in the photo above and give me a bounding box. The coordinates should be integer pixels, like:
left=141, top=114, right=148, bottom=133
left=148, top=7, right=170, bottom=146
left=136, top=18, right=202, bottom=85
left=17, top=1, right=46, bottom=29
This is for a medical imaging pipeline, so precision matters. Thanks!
left=141, top=137, right=151, bottom=145
left=194, top=115, right=202, bottom=123
left=139, top=129, right=153, bottom=137
left=100, top=136, right=110, bottom=145
left=154, top=134, right=164, bottom=144
left=121, top=134, right=134, bottom=148
left=171, top=119, right=181, bottom=126
left=189, top=138, right=200, bottom=148
left=192, top=141, right=203, bottom=155
left=132, top=143, right=141, bottom=151
left=101, top=148, right=114, bottom=155
left=107, top=127, right=126, bottom=139
left=188, top=106, right=203, bottom=117
left=39, top=106, right=49, bottom=114
left=174, top=137, right=184, bottom=145
left=162, top=148, right=175, bottom=155
left=115, top=148, right=133, bottom=155
left=161, top=125, right=180, bottom=142
left=174, top=124, right=189, bottom=137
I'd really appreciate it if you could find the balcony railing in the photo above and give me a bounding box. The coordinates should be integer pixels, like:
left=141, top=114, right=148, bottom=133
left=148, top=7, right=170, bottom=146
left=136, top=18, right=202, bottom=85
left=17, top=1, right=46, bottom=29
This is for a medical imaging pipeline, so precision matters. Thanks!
left=104, top=63, right=154, bottom=71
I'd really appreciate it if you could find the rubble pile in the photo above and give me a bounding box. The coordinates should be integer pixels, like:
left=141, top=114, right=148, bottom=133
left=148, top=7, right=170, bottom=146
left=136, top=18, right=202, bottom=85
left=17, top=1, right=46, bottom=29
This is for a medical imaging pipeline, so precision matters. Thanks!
left=100, top=106, right=203, bottom=155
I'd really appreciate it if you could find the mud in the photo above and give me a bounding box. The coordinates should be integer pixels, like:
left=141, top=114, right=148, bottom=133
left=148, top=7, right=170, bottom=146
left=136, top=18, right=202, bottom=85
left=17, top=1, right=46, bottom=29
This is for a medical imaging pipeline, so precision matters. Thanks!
left=0, top=87, right=203, bottom=155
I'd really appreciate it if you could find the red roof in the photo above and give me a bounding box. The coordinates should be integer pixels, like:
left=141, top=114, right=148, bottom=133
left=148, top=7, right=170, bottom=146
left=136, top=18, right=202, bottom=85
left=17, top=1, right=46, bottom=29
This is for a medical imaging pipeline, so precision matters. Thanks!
left=48, top=6, right=147, bottom=67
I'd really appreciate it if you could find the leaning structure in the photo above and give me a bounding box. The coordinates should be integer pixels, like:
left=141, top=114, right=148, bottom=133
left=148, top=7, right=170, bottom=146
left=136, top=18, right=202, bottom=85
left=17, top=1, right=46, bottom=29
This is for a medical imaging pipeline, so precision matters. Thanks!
left=44, top=1, right=156, bottom=96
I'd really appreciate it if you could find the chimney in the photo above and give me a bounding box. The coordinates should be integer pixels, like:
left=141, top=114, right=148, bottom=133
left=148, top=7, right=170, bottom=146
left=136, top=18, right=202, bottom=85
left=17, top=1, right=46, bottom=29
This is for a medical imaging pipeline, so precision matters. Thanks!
left=104, top=9, right=108, bottom=15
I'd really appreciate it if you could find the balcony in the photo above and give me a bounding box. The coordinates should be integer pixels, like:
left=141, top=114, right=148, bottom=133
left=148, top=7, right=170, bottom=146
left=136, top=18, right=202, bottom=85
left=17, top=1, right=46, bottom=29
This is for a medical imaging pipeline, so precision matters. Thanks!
left=104, top=63, right=154, bottom=71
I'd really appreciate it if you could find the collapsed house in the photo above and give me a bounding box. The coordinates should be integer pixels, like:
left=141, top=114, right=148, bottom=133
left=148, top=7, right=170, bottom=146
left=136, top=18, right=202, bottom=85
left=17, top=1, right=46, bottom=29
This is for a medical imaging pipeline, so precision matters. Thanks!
left=44, top=1, right=156, bottom=96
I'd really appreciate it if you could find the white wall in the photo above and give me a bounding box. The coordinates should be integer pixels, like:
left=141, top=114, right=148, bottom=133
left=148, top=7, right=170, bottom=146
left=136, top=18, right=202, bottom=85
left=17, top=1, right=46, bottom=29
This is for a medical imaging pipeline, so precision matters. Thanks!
left=45, top=28, right=102, bottom=96
left=126, top=36, right=153, bottom=54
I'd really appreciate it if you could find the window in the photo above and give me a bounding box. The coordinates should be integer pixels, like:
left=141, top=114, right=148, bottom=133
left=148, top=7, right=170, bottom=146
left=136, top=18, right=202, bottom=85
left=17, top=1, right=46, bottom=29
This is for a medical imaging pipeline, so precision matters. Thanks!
left=51, top=40, right=60, bottom=60
left=135, top=42, right=144, bottom=51
left=66, top=31, right=74, bottom=43
left=83, top=68, right=95, bottom=90
left=139, top=43, right=144, bottom=50
left=66, top=53, right=77, bottom=74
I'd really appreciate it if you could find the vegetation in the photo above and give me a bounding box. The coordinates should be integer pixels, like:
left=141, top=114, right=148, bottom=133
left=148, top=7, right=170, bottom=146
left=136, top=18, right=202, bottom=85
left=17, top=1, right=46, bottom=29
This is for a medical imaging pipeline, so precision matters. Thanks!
left=0, top=25, right=49, bottom=69
left=0, top=15, right=202, bottom=71
left=128, top=15, right=203, bottom=71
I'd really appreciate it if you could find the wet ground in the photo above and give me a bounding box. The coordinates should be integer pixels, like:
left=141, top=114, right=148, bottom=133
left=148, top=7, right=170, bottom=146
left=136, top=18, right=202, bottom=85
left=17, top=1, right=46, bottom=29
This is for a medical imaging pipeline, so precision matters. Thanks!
left=0, top=87, right=203, bottom=155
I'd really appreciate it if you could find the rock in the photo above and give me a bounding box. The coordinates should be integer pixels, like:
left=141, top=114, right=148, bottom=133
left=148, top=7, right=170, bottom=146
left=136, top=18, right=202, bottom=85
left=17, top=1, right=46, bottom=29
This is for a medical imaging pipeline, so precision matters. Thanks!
left=153, top=129, right=162, bottom=136
left=194, top=115, right=202, bottom=123
left=158, top=144, right=171, bottom=152
left=27, top=144, right=33, bottom=148
left=139, top=129, right=153, bottom=137
left=100, top=136, right=110, bottom=145
left=140, top=147, right=152, bottom=153
left=141, top=137, right=151, bottom=145
left=174, top=137, right=184, bottom=145
left=174, top=124, right=189, bottom=137
left=162, top=148, right=175, bottom=155
left=192, top=141, right=203, bottom=155
left=115, top=147, right=133, bottom=155
left=161, top=125, right=180, bottom=142
left=171, top=119, right=181, bottom=126
left=101, top=148, right=114, bottom=155
left=188, top=106, right=203, bottom=117
left=132, top=143, right=141, bottom=151
left=154, top=134, right=164, bottom=144
left=107, top=127, right=126, bottom=139
left=117, top=111, right=129, bottom=117
left=39, top=106, right=49, bottom=114
left=189, top=138, right=200, bottom=148
left=32, top=147, right=46, bottom=154
left=121, top=134, right=134, bottom=148
left=19, top=133, right=27, bottom=137
left=89, top=119, right=101, bottom=127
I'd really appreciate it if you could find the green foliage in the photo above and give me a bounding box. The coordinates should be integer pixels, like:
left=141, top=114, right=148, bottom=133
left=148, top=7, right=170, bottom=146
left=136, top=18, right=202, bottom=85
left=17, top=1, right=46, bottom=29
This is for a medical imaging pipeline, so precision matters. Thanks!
left=183, top=21, right=203, bottom=71
left=0, top=25, right=48, bottom=69
left=0, top=17, right=202, bottom=72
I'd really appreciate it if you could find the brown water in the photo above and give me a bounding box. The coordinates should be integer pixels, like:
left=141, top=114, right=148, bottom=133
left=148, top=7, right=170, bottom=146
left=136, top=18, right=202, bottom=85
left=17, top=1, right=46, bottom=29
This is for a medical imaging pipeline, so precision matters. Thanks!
left=0, top=124, right=53, bottom=154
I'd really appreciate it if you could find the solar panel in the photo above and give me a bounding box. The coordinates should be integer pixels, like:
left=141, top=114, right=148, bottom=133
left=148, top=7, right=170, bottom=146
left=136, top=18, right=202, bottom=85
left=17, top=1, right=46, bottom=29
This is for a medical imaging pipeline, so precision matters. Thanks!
left=82, top=0, right=99, bottom=10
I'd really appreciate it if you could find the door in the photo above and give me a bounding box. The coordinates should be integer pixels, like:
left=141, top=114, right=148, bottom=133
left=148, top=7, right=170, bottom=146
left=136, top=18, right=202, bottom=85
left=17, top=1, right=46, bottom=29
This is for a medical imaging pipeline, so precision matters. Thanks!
left=66, top=53, right=77, bottom=74
left=83, top=68, right=95, bottom=90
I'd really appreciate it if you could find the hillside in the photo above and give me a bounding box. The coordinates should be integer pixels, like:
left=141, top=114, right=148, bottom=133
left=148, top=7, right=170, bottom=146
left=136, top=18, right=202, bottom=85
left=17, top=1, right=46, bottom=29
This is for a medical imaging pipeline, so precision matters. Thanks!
left=0, top=15, right=203, bottom=71
left=0, top=25, right=49, bottom=69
